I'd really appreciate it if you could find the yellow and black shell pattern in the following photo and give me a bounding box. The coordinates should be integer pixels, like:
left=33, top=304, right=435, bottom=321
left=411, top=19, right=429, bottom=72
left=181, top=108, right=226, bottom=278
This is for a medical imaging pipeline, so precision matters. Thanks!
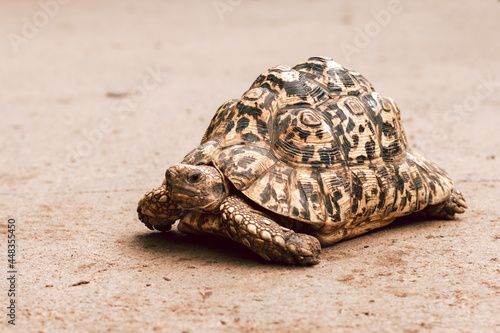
left=182, top=56, right=454, bottom=235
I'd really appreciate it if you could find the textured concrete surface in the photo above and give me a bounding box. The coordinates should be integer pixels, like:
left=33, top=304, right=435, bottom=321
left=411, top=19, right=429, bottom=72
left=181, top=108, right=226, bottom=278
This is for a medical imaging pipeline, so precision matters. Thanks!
left=1, top=0, right=499, bottom=332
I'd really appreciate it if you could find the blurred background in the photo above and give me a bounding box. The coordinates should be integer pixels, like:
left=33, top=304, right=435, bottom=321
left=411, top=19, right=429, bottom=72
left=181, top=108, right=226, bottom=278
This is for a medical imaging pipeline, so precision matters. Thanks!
left=2, top=0, right=499, bottom=194
left=1, top=1, right=499, bottom=331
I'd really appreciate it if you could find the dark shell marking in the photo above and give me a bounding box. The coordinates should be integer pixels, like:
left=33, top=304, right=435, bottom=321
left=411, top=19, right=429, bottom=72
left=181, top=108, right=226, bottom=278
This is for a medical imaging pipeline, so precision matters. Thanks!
left=182, top=56, right=455, bottom=245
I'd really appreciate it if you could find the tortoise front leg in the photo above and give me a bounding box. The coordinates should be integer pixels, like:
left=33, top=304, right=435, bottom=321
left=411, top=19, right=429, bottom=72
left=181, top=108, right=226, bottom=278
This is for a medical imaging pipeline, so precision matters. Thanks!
left=219, top=195, right=321, bottom=265
left=137, top=185, right=185, bottom=232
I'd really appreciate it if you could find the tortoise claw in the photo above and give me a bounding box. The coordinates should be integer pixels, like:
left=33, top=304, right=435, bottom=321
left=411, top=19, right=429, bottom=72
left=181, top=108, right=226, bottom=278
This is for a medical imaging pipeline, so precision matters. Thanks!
left=457, top=199, right=468, bottom=210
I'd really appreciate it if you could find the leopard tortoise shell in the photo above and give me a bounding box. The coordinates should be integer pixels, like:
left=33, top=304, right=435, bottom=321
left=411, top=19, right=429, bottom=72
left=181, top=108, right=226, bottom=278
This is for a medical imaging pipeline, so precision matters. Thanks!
left=137, top=56, right=467, bottom=265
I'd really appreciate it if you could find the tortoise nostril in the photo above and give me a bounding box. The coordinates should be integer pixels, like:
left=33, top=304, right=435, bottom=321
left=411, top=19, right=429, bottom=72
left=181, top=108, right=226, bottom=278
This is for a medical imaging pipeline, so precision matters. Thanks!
left=165, top=169, right=176, bottom=189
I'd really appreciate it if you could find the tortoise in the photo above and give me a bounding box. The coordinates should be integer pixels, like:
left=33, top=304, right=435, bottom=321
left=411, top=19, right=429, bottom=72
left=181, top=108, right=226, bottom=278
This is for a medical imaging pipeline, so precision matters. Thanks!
left=137, top=56, right=467, bottom=265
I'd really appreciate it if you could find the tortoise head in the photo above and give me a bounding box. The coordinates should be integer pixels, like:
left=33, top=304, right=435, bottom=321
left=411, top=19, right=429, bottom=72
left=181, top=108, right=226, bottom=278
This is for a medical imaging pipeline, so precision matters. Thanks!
left=165, top=163, right=228, bottom=213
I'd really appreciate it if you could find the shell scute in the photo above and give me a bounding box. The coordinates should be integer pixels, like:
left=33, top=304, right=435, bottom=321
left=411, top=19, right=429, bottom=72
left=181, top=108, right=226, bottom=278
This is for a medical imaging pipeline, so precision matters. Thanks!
left=183, top=56, right=454, bottom=228
left=216, top=145, right=277, bottom=190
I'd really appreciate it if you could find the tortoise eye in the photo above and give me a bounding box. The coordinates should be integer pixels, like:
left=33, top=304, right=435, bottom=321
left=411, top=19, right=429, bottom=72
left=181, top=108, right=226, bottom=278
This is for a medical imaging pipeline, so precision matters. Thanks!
left=187, top=172, right=202, bottom=184
left=300, top=111, right=321, bottom=127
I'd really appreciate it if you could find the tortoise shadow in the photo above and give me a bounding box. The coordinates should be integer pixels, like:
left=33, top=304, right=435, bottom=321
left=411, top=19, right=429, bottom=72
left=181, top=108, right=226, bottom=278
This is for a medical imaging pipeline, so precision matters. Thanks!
left=132, top=229, right=306, bottom=269
left=383, top=213, right=445, bottom=231
left=131, top=214, right=447, bottom=267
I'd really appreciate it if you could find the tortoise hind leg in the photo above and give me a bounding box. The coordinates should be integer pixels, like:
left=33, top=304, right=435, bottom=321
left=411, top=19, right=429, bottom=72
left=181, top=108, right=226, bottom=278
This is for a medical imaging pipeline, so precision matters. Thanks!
left=420, top=189, right=468, bottom=220
left=220, top=195, right=321, bottom=265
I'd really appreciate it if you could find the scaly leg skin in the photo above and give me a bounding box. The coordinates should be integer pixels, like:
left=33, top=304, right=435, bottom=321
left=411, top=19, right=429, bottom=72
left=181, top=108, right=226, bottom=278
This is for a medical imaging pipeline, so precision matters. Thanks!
left=220, top=195, right=321, bottom=265
left=177, top=212, right=227, bottom=237
left=137, top=185, right=185, bottom=232
left=421, top=188, right=468, bottom=220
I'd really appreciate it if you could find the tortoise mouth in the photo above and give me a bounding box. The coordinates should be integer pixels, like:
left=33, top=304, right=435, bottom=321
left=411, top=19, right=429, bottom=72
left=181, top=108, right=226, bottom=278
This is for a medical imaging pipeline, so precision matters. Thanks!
left=166, top=191, right=222, bottom=212
left=169, top=187, right=202, bottom=200
left=165, top=167, right=199, bottom=201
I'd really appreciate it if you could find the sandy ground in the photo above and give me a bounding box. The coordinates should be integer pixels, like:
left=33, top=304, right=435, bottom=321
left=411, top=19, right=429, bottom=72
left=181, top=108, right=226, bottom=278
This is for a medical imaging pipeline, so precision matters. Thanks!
left=1, top=0, right=500, bottom=332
